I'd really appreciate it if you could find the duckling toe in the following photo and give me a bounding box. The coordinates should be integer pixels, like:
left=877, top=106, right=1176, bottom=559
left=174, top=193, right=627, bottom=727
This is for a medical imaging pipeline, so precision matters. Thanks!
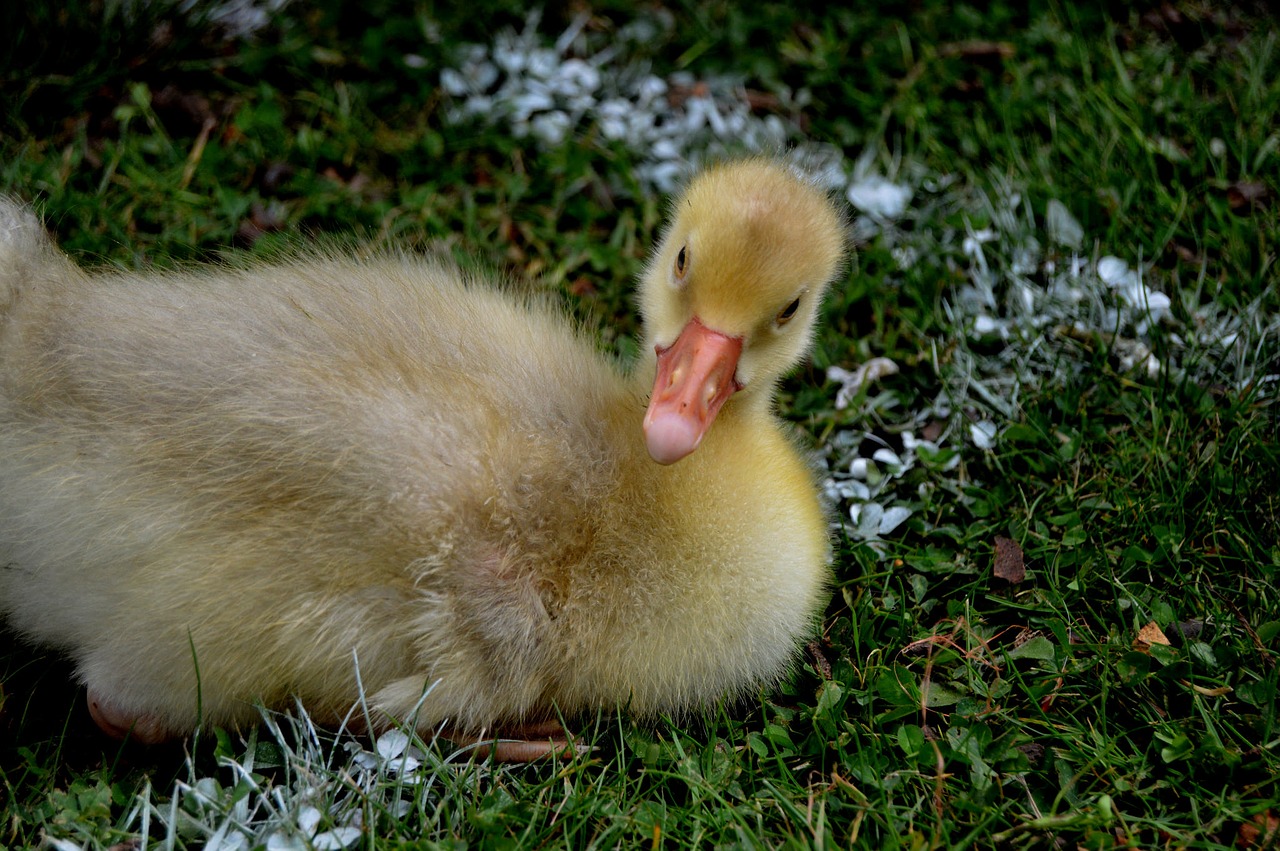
left=474, top=738, right=580, bottom=762
left=86, top=689, right=177, bottom=744
left=450, top=719, right=586, bottom=763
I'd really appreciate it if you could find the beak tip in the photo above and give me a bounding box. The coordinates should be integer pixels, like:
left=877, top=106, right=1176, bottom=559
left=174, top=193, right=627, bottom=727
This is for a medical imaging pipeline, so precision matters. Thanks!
left=643, top=412, right=700, bottom=464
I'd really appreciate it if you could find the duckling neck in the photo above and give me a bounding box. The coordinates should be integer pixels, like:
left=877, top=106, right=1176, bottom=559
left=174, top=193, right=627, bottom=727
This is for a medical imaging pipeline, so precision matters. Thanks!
left=549, top=378, right=828, bottom=714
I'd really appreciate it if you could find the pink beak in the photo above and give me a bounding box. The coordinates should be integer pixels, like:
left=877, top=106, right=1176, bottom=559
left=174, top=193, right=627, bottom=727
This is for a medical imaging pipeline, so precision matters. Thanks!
left=643, top=317, right=743, bottom=464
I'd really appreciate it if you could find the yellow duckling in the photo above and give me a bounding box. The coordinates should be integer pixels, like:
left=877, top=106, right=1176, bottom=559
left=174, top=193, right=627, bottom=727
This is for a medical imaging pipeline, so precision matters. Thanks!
left=0, top=159, right=847, bottom=760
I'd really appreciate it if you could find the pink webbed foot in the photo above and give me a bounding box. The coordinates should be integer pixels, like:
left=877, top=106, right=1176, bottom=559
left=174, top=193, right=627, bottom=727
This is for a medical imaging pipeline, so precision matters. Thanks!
left=87, top=689, right=179, bottom=744
left=449, top=719, right=586, bottom=762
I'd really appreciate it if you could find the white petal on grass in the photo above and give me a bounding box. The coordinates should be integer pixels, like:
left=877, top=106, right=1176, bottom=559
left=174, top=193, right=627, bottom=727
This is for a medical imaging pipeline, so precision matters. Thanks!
left=440, top=68, right=469, bottom=96
left=962, top=227, right=997, bottom=257
left=1045, top=199, right=1084, bottom=248
left=1115, top=339, right=1163, bottom=377
left=877, top=506, right=912, bottom=535
left=375, top=729, right=410, bottom=760
left=208, top=824, right=249, bottom=851
left=970, top=421, right=998, bottom=450
left=851, top=502, right=881, bottom=538
left=267, top=834, right=308, bottom=851
left=438, top=15, right=823, bottom=194
left=468, top=61, right=499, bottom=92
left=298, top=806, right=323, bottom=835
left=683, top=96, right=710, bottom=132
left=1097, top=256, right=1131, bottom=286
left=553, top=11, right=591, bottom=53
left=463, top=94, right=493, bottom=116
left=637, top=161, right=684, bottom=193
left=509, top=90, right=554, bottom=121
left=531, top=111, right=572, bottom=146
left=637, top=75, right=667, bottom=101
left=494, top=42, right=528, bottom=73
left=526, top=48, right=559, bottom=79
left=972, top=314, right=1006, bottom=337
left=552, top=58, right=600, bottom=97
left=1134, top=289, right=1172, bottom=329
left=313, top=828, right=362, bottom=850
left=827, top=357, right=900, bottom=410
left=651, top=137, right=680, bottom=160
left=193, top=776, right=222, bottom=803
left=44, top=840, right=82, bottom=851
left=200, top=0, right=291, bottom=40
left=871, top=447, right=902, bottom=470
left=849, top=502, right=911, bottom=538
left=703, top=98, right=729, bottom=136
left=824, top=476, right=869, bottom=503
left=389, top=753, right=422, bottom=774
left=597, top=98, right=631, bottom=139
left=893, top=245, right=919, bottom=270
left=1215, top=331, right=1240, bottom=348
left=1012, top=243, right=1041, bottom=276
left=847, top=175, right=913, bottom=219
left=802, top=147, right=852, bottom=190
left=1145, top=291, right=1172, bottom=313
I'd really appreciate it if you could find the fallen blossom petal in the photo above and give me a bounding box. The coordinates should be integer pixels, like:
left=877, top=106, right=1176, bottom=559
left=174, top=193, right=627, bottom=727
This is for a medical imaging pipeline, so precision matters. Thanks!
left=878, top=506, right=912, bottom=535
left=847, top=175, right=913, bottom=219
left=970, top=421, right=998, bottom=449
left=828, top=357, right=900, bottom=409
left=1097, top=256, right=1130, bottom=285
left=1045, top=199, right=1084, bottom=248
left=376, top=730, right=410, bottom=760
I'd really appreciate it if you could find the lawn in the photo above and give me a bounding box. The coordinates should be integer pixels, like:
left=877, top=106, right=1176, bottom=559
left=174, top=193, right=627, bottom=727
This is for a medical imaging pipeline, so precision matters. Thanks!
left=1, top=1, right=1277, bottom=848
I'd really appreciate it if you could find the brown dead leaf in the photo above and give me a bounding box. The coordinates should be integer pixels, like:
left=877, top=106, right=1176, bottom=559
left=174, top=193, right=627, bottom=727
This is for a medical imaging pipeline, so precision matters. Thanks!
left=1135, top=620, right=1171, bottom=650
left=1188, top=682, right=1232, bottom=697
left=1177, top=619, right=1205, bottom=639
left=1016, top=742, right=1045, bottom=765
left=743, top=88, right=783, bottom=112
left=151, top=83, right=217, bottom=136
left=993, top=536, right=1025, bottom=583
left=939, top=40, right=1016, bottom=61
left=320, top=167, right=370, bottom=193
left=235, top=201, right=287, bottom=247
left=1010, top=627, right=1038, bottom=649
left=1227, top=181, right=1272, bottom=214
left=260, top=161, right=295, bottom=193
left=1237, top=810, right=1278, bottom=849
left=667, top=80, right=711, bottom=108
left=1172, top=242, right=1202, bottom=264
left=807, top=639, right=833, bottom=680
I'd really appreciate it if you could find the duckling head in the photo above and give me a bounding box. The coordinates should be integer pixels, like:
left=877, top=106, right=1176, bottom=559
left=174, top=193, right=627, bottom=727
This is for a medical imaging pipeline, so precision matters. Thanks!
left=639, top=159, right=848, bottom=464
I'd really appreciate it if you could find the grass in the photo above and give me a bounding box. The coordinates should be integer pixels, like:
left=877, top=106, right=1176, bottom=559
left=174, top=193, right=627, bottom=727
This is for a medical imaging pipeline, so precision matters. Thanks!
left=2, top=0, right=1278, bottom=848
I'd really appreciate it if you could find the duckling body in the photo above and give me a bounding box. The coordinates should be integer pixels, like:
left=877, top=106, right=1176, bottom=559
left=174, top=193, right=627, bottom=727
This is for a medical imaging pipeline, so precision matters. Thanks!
left=0, top=160, right=846, bottom=752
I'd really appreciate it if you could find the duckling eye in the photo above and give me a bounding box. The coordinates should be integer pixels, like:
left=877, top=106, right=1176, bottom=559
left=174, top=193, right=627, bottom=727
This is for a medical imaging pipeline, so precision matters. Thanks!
left=776, top=297, right=801, bottom=325
left=674, top=246, right=689, bottom=279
